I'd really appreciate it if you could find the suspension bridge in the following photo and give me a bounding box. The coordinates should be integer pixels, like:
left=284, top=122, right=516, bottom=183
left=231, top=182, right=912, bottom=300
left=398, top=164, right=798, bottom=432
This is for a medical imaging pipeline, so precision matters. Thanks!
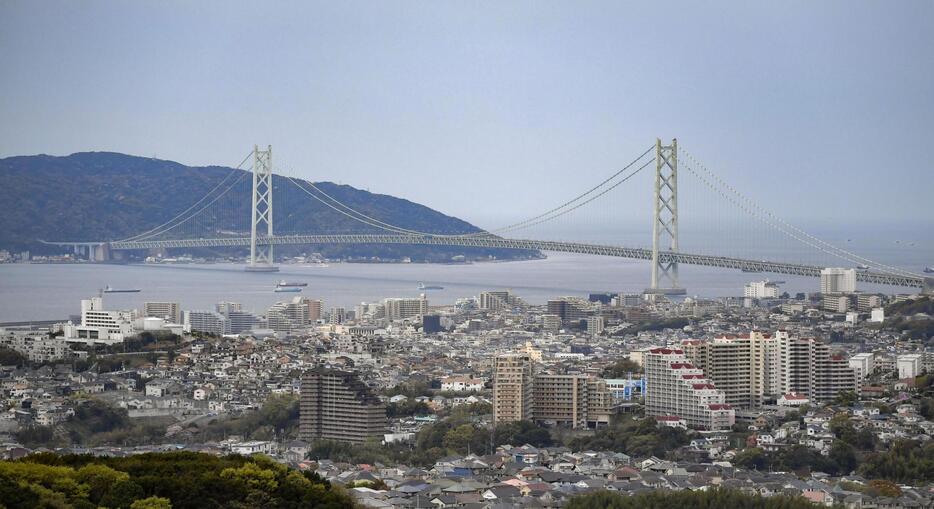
left=46, top=139, right=933, bottom=294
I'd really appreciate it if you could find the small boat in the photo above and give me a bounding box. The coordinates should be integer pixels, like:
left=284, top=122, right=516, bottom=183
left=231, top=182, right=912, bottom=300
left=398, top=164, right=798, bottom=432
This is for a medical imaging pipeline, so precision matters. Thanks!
left=274, top=287, right=302, bottom=293
left=277, top=280, right=308, bottom=287
left=925, top=267, right=934, bottom=274
left=103, top=285, right=140, bottom=293
left=418, top=282, right=444, bottom=290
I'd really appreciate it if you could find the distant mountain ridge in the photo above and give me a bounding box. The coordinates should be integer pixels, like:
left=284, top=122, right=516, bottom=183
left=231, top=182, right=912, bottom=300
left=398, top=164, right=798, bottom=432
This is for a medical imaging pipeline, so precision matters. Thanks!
left=0, top=151, right=535, bottom=261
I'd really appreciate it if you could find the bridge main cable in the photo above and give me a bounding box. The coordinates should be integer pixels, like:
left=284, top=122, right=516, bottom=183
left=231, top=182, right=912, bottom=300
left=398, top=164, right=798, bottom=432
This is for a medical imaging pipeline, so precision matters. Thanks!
left=116, top=150, right=254, bottom=243
left=280, top=145, right=654, bottom=238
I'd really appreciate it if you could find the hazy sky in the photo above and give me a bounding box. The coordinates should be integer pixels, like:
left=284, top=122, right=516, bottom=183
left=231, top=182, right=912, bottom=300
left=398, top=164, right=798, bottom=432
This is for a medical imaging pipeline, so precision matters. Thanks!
left=2, top=1, right=933, bottom=229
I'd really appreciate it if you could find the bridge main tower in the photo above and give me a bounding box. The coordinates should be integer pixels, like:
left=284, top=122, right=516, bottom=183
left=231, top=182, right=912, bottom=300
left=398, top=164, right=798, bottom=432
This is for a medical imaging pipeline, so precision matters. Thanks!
left=245, top=144, right=279, bottom=272
left=645, top=138, right=686, bottom=296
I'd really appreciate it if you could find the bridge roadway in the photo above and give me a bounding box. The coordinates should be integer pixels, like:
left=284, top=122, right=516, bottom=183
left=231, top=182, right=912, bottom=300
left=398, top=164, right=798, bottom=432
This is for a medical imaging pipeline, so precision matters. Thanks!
left=101, top=234, right=928, bottom=289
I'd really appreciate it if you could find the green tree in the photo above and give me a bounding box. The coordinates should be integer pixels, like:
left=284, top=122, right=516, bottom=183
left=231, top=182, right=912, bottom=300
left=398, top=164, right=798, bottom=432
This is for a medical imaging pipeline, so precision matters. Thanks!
left=442, top=424, right=476, bottom=453
left=75, top=463, right=129, bottom=504
left=602, top=358, right=643, bottom=378
left=565, top=488, right=821, bottom=509
left=733, top=448, right=768, bottom=471
left=99, top=479, right=145, bottom=509
left=0, top=346, right=27, bottom=367
left=130, top=496, right=172, bottom=509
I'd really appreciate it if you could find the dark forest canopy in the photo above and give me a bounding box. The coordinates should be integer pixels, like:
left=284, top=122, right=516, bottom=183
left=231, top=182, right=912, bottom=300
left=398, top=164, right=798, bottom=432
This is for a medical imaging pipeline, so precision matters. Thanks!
left=0, top=451, right=352, bottom=509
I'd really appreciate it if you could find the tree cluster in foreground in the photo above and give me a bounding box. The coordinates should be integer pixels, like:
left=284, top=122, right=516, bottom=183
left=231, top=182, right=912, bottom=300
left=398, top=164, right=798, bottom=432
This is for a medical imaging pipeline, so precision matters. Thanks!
left=566, top=489, right=820, bottom=509
left=0, top=452, right=352, bottom=509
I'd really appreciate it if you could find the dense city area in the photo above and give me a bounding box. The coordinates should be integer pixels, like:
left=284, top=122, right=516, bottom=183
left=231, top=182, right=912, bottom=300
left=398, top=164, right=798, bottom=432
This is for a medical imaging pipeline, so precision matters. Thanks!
left=2, top=266, right=933, bottom=508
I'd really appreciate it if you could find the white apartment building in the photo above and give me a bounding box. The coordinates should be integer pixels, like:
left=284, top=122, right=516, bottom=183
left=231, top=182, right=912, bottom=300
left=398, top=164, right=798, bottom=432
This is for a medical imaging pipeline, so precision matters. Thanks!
left=142, top=301, right=182, bottom=324
left=849, top=352, right=875, bottom=380
left=897, top=353, right=924, bottom=379
left=215, top=301, right=242, bottom=315
left=682, top=331, right=781, bottom=409
left=823, top=295, right=851, bottom=313
left=63, top=297, right=135, bottom=345
left=857, top=294, right=884, bottom=312
left=542, top=314, right=561, bottom=332
left=329, top=307, right=346, bottom=325
left=266, top=297, right=317, bottom=332
left=0, top=329, right=70, bottom=362
left=532, top=374, right=612, bottom=429
left=744, top=280, right=780, bottom=299
left=185, top=310, right=230, bottom=336
left=441, top=376, right=484, bottom=392
left=383, top=295, right=428, bottom=320
left=780, top=336, right=858, bottom=401
left=587, top=316, right=605, bottom=336
left=821, top=268, right=857, bottom=294
left=643, top=347, right=735, bottom=430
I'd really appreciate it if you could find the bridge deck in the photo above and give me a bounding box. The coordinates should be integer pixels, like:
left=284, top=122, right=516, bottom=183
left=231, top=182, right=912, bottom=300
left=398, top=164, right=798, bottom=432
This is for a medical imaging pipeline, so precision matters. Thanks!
left=86, top=234, right=928, bottom=289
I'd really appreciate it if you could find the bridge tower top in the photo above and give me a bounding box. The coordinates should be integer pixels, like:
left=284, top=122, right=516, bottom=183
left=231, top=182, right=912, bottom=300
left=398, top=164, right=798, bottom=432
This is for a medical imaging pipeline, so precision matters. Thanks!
left=646, top=138, right=686, bottom=296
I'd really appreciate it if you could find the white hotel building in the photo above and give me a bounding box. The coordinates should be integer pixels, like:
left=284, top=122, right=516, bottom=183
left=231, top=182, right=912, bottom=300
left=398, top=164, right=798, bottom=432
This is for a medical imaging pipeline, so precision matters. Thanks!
left=63, top=297, right=136, bottom=345
left=644, top=347, right=735, bottom=430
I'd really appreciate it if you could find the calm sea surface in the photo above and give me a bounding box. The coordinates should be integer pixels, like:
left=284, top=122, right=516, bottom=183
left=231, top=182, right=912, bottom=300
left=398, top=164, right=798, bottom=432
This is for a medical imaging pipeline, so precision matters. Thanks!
left=1, top=248, right=930, bottom=322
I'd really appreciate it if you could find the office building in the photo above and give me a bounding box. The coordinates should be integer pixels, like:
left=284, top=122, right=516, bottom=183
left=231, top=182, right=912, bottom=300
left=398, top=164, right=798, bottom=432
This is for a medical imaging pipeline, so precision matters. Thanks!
left=643, top=347, right=735, bottom=430
left=143, top=302, right=182, bottom=324
left=226, top=311, right=261, bottom=334
left=613, top=294, right=644, bottom=307
left=383, top=295, right=428, bottom=320
left=744, top=280, right=780, bottom=299
left=299, top=368, right=387, bottom=444
left=303, top=298, right=323, bottom=323
left=422, top=314, right=443, bottom=334
left=588, top=292, right=616, bottom=305
left=493, top=353, right=534, bottom=424
left=821, top=268, right=857, bottom=294
left=547, top=297, right=592, bottom=321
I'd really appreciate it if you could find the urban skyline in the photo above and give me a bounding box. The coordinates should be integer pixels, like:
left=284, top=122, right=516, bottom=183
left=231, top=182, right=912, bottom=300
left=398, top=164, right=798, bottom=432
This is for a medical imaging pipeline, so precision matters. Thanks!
left=1, top=2, right=933, bottom=508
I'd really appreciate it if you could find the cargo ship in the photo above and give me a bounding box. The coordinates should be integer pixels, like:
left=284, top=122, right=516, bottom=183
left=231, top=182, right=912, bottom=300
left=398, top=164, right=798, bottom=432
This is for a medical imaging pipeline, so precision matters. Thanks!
left=103, top=285, right=141, bottom=293
left=277, top=280, right=308, bottom=287
left=274, top=287, right=303, bottom=293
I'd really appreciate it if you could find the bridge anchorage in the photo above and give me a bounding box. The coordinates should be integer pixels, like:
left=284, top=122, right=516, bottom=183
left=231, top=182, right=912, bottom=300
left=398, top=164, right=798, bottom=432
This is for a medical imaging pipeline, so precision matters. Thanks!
left=44, top=138, right=933, bottom=294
